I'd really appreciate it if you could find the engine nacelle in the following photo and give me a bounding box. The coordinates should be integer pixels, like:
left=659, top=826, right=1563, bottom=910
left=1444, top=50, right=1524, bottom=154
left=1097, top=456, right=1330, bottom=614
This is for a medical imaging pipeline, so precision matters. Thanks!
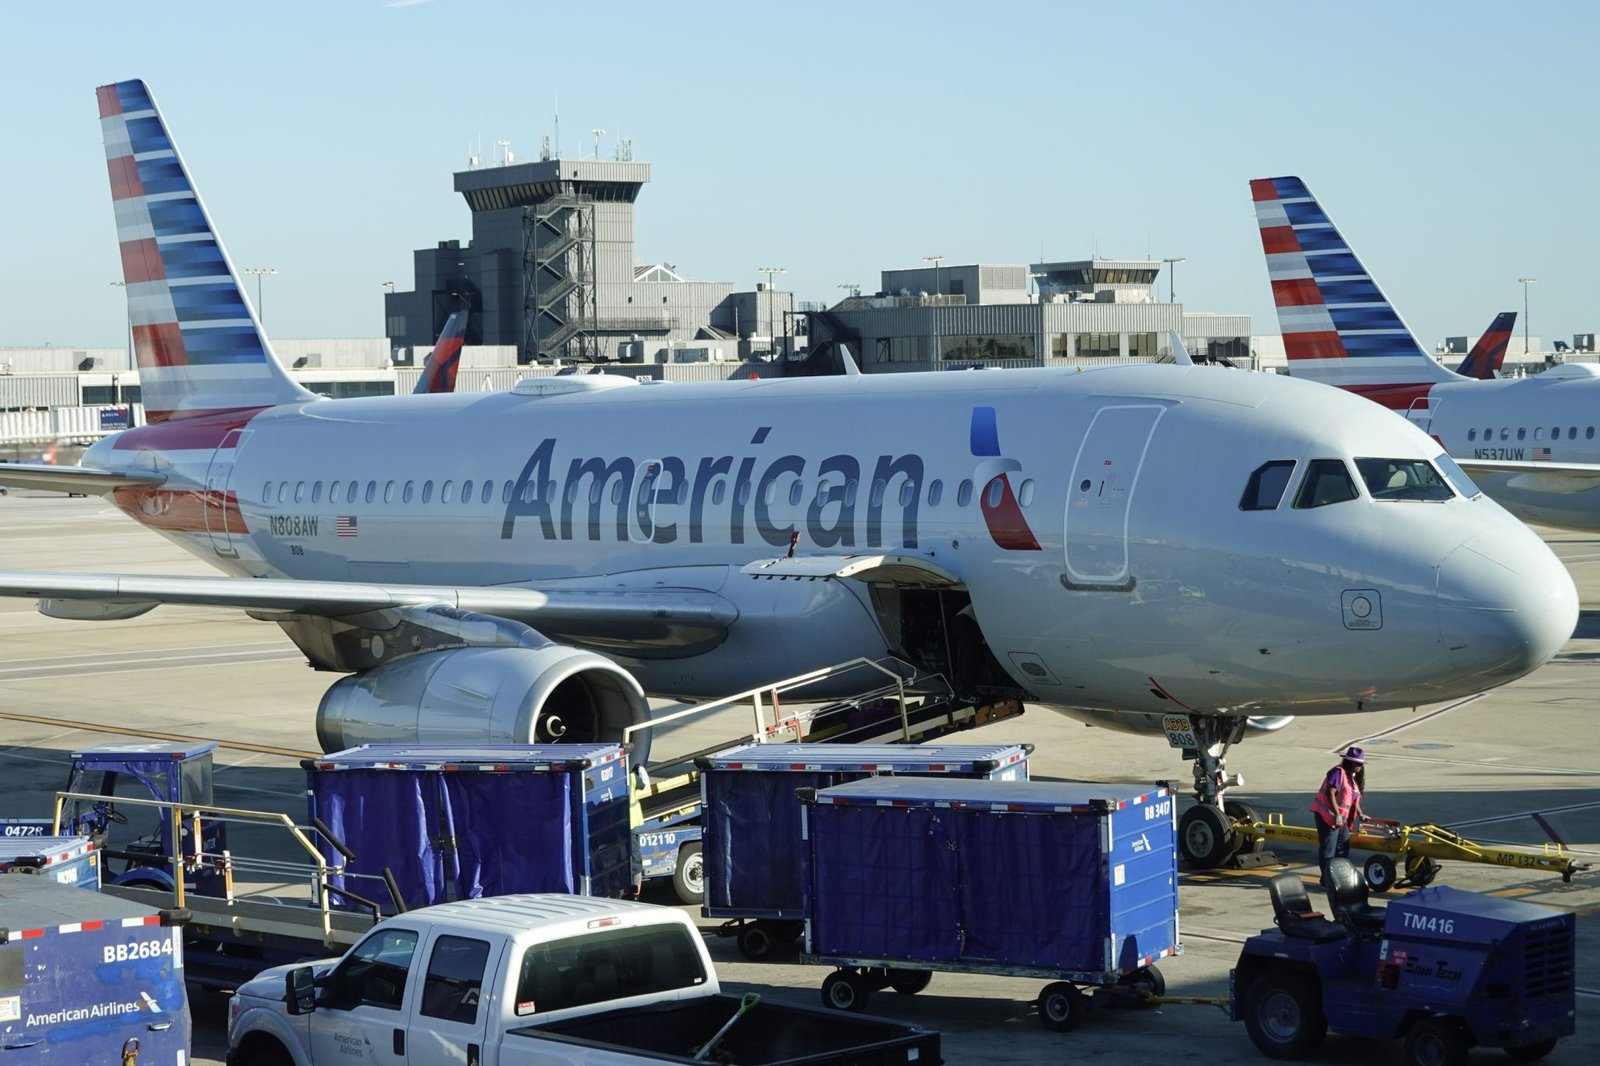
left=315, top=645, right=652, bottom=764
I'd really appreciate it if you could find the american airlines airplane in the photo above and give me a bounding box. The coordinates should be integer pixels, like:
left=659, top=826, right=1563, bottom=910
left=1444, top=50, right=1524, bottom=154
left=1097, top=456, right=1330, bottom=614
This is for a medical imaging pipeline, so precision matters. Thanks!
left=1254, top=175, right=1600, bottom=532
left=0, top=85, right=1579, bottom=867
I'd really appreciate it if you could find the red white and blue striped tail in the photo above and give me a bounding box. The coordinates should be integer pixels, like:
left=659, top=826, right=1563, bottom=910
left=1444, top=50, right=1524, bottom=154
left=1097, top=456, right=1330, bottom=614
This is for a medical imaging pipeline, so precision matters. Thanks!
left=98, top=80, right=316, bottom=423
left=1456, top=311, right=1517, bottom=381
left=413, top=308, right=468, bottom=394
left=1251, top=176, right=1456, bottom=409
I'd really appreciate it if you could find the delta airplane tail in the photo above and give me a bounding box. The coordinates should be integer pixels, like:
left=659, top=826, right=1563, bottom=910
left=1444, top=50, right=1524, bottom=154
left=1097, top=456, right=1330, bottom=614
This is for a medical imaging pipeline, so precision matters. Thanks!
left=413, top=308, right=468, bottom=394
left=98, top=80, right=315, bottom=422
left=1456, top=311, right=1517, bottom=381
left=1251, top=176, right=1456, bottom=409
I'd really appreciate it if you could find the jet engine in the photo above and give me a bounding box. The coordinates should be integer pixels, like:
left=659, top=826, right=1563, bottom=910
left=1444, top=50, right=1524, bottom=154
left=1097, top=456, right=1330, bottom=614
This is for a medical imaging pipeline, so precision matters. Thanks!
left=315, top=644, right=652, bottom=763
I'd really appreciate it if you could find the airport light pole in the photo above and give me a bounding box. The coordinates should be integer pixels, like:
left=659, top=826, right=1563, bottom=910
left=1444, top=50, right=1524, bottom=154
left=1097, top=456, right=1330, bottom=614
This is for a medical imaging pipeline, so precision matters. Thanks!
left=838, top=282, right=861, bottom=299
left=244, top=267, right=278, bottom=326
left=923, top=255, right=944, bottom=361
left=1163, top=257, right=1185, bottom=303
left=1518, top=277, right=1537, bottom=358
left=758, top=267, right=785, bottom=357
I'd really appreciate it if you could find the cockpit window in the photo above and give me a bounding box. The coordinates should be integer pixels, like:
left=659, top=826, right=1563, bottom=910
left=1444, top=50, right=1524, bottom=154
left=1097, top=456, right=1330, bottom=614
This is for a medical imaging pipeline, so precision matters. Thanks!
left=1239, top=460, right=1297, bottom=511
left=1432, top=453, right=1482, bottom=499
left=1354, top=457, right=1454, bottom=501
left=1292, top=459, right=1359, bottom=509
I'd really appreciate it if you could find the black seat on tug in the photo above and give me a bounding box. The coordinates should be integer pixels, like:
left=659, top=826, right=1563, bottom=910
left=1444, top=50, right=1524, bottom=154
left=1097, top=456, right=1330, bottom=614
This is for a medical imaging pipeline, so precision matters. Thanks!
left=1326, top=857, right=1387, bottom=935
left=1267, top=872, right=1347, bottom=942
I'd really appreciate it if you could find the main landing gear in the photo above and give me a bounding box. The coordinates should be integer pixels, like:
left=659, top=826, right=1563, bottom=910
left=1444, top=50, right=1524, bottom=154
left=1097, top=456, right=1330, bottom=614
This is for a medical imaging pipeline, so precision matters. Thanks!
left=1174, top=715, right=1266, bottom=869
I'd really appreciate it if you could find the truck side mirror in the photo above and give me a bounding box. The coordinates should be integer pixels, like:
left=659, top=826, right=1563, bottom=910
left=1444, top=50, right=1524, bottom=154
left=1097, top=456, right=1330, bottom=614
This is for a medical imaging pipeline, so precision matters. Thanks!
left=285, top=966, right=317, bottom=1016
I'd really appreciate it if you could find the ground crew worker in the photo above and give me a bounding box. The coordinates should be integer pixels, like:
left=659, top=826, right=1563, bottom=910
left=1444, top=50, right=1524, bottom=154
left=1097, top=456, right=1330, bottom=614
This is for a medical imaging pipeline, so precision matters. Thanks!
left=1309, top=745, right=1366, bottom=893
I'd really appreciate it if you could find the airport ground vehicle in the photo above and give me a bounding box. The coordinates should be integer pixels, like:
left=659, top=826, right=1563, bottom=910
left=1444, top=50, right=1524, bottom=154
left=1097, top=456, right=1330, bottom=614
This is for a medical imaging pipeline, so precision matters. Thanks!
left=0, top=835, right=99, bottom=890
left=798, top=777, right=1179, bottom=1030
left=0, top=874, right=190, bottom=1061
left=1231, top=858, right=1575, bottom=1064
left=227, top=893, right=939, bottom=1066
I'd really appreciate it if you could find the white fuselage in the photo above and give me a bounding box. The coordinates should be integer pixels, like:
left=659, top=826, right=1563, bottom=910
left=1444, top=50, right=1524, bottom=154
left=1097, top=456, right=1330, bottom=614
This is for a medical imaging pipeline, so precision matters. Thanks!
left=84, top=365, right=1576, bottom=726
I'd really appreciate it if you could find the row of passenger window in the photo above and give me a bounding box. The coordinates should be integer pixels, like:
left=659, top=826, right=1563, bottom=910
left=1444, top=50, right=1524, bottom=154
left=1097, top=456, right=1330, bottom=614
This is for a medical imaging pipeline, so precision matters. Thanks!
left=1466, top=425, right=1594, bottom=443
left=262, top=474, right=1041, bottom=511
left=1240, top=455, right=1468, bottom=512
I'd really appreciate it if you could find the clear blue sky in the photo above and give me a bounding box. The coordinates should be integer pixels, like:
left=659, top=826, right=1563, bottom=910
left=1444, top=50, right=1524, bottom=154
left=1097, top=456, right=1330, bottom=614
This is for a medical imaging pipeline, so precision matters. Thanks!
left=3, top=1, right=1595, bottom=350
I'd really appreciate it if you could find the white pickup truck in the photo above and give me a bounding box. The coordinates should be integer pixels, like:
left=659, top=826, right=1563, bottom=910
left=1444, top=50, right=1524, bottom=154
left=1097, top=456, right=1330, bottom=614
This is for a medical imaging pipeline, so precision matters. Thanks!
left=226, top=893, right=939, bottom=1066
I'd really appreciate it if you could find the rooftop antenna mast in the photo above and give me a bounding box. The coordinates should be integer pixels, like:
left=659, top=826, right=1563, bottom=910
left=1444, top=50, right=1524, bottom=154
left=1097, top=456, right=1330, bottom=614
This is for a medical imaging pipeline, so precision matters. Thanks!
left=592, top=128, right=605, bottom=159
left=554, top=90, right=560, bottom=161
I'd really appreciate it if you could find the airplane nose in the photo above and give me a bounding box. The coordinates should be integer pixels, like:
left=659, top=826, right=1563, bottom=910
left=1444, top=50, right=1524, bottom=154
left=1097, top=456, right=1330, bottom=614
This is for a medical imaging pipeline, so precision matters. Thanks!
left=1436, top=528, right=1577, bottom=682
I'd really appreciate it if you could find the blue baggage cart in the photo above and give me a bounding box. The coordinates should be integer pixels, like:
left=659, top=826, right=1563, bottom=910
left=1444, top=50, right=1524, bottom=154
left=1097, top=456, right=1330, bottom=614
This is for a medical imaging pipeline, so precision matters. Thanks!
left=799, top=777, right=1179, bottom=1030
left=699, top=742, right=1031, bottom=959
left=0, top=836, right=99, bottom=892
left=305, top=743, right=633, bottom=910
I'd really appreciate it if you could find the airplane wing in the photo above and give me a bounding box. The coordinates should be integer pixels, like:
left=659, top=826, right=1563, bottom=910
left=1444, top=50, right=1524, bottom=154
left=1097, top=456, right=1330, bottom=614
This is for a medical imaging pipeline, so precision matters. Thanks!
left=0, top=463, right=166, bottom=494
left=0, top=571, right=737, bottom=649
left=1456, top=458, right=1600, bottom=494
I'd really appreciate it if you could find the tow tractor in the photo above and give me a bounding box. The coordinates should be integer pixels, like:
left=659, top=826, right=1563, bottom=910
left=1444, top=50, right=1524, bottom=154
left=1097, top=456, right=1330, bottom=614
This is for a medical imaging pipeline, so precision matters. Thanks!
left=1231, top=856, right=1575, bottom=1065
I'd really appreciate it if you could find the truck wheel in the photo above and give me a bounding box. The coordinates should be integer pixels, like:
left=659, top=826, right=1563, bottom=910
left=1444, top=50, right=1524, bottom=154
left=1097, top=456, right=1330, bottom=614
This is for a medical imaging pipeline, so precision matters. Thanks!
left=242, top=1042, right=293, bottom=1066
left=736, top=923, right=775, bottom=961
left=1225, top=800, right=1265, bottom=854
left=1364, top=854, right=1398, bottom=894
left=1179, top=804, right=1237, bottom=869
left=888, top=969, right=932, bottom=995
left=1243, top=970, right=1326, bottom=1060
left=1405, top=1016, right=1471, bottom=1066
left=1037, top=981, right=1087, bottom=1032
left=822, top=970, right=869, bottom=1012
left=671, top=842, right=704, bottom=905
left=1504, top=1039, right=1557, bottom=1062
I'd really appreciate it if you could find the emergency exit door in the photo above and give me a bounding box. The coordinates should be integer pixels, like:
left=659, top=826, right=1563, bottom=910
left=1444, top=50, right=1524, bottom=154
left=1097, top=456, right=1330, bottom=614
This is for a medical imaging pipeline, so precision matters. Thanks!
left=1064, top=405, right=1165, bottom=589
left=203, top=428, right=249, bottom=557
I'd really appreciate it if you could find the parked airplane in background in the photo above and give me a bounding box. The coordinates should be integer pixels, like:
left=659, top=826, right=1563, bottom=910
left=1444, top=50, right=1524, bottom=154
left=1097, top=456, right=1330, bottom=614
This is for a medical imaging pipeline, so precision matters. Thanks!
left=0, top=86, right=1580, bottom=866
left=1455, top=311, right=1517, bottom=381
left=414, top=308, right=468, bottom=394
left=1255, top=174, right=1600, bottom=532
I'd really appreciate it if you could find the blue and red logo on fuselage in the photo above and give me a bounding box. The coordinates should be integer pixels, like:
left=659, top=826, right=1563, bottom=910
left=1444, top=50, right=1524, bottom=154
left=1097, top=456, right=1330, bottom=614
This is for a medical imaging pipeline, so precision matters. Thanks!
left=970, top=407, right=1040, bottom=551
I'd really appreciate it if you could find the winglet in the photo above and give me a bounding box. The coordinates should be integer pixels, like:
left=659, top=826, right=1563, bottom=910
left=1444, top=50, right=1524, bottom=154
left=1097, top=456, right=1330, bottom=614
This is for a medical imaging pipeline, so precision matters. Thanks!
left=1456, top=311, right=1517, bottom=381
left=414, top=308, right=469, bottom=394
left=840, top=348, right=862, bottom=377
left=1167, top=331, right=1194, bottom=366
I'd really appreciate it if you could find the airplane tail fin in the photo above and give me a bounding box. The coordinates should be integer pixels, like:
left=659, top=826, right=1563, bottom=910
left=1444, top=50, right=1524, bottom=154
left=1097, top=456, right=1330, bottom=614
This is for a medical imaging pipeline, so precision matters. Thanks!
left=413, top=308, right=469, bottom=394
left=1251, top=176, right=1456, bottom=408
left=1455, top=311, right=1516, bottom=380
left=97, top=80, right=316, bottom=422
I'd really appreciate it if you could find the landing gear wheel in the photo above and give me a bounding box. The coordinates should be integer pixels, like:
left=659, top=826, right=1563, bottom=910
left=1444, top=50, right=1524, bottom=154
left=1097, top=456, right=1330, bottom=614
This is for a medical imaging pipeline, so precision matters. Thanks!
left=1504, top=1039, right=1558, bottom=1062
left=1405, top=1016, right=1471, bottom=1066
left=1117, top=964, right=1166, bottom=1007
left=1244, top=970, right=1327, bottom=1060
left=888, top=969, right=932, bottom=995
left=1225, top=800, right=1265, bottom=854
left=671, top=842, right=704, bottom=905
left=1180, top=804, right=1238, bottom=869
left=1403, top=855, right=1442, bottom=889
left=736, top=923, right=775, bottom=961
left=821, top=970, right=869, bottom=1012
left=1037, top=981, right=1088, bottom=1032
left=1364, top=854, right=1398, bottom=894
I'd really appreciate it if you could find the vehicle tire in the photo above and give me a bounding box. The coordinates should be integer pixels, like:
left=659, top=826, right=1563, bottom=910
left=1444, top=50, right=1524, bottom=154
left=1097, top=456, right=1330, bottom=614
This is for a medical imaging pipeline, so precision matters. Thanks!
left=1243, top=969, right=1327, bottom=1060
left=777, top=920, right=804, bottom=943
left=671, top=842, right=704, bottom=905
left=888, top=969, right=933, bottom=995
left=1404, top=855, right=1442, bottom=888
left=1225, top=800, right=1265, bottom=854
left=1364, top=854, right=1398, bottom=894
left=1037, top=981, right=1088, bottom=1032
left=1504, top=1038, right=1558, bottom=1062
left=1179, top=804, right=1238, bottom=869
left=1118, top=964, right=1166, bottom=1006
left=821, top=970, right=869, bottom=1012
left=1405, top=1016, right=1471, bottom=1066
left=736, top=923, right=775, bottom=962
left=242, top=1041, right=293, bottom=1066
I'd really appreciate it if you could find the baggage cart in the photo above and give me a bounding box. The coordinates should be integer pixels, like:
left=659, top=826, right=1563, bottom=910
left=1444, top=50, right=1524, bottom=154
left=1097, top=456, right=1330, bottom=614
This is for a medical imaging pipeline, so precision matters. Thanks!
left=700, top=742, right=1031, bottom=959
left=0, top=836, right=99, bottom=892
left=799, top=777, right=1179, bottom=1031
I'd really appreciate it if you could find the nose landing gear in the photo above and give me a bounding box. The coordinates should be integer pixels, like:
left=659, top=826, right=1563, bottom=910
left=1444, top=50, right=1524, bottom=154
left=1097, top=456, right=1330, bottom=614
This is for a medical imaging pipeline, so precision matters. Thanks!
left=1173, top=715, right=1262, bottom=869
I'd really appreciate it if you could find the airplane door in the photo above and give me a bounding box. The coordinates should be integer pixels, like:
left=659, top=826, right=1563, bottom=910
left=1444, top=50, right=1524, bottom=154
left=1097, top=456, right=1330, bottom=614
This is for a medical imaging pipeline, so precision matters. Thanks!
left=204, top=429, right=249, bottom=557
left=1064, top=405, right=1165, bottom=589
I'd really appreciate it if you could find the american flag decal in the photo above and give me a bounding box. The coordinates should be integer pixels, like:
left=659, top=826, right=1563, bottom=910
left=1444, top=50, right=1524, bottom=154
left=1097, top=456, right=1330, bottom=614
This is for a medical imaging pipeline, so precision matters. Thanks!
left=336, top=515, right=359, bottom=537
left=1532, top=447, right=1552, bottom=461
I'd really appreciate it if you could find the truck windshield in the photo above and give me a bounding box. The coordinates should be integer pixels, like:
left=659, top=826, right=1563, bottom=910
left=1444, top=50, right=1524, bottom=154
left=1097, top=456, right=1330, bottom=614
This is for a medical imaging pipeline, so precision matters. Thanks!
left=514, top=923, right=708, bottom=1016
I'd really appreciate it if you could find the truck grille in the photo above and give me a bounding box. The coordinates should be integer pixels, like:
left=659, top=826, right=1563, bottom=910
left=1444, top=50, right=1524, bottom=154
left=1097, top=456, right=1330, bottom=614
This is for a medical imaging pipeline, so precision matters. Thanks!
left=1523, top=926, right=1575, bottom=997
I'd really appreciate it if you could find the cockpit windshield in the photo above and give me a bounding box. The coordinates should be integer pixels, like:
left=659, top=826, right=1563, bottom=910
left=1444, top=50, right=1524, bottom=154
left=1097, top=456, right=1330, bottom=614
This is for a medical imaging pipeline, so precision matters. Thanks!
left=1354, top=457, right=1454, bottom=502
left=1293, top=459, right=1360, bottom=509
left=1432, top=453, right=1482, bottom=499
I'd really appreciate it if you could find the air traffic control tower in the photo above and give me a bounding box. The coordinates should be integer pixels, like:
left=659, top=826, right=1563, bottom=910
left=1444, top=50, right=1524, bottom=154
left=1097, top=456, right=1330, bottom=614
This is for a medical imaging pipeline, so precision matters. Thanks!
left=385, top=155, right=761, bottom=365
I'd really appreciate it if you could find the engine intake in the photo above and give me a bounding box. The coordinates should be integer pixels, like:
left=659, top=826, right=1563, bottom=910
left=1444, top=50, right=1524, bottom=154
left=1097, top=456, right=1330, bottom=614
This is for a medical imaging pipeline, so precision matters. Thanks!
left=315, top=645, right=651, bottom=764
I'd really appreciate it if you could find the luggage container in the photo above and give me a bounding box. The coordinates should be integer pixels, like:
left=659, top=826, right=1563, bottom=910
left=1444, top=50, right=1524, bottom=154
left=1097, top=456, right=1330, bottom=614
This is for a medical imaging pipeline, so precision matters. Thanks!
left=0, top=874, right=190, bottom=1060
left=0, top=837, right=99, bottom=892
left=799, top=777, right=1179, bottom=1030
left=699, top=742, right=1031, bottom=959
left=304, top=744, right=633, bottom=910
